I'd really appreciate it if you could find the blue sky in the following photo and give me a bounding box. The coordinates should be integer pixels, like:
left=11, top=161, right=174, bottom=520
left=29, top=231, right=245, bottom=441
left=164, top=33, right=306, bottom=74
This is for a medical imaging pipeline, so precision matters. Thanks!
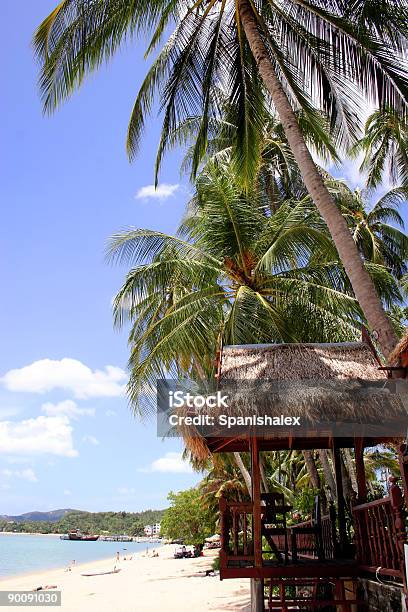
left=0, top=0, right=199, bottom=514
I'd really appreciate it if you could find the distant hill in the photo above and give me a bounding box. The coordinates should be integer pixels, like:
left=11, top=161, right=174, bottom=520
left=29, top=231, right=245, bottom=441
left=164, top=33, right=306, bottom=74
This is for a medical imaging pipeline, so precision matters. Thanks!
left=0, top=508, right=165, bottom=535
left=0, top=509, right=80, bottom=523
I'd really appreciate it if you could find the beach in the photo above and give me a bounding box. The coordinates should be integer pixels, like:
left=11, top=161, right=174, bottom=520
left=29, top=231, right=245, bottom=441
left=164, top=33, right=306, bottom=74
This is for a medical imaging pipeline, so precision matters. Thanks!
left=0, top=546, right=250, bottom=611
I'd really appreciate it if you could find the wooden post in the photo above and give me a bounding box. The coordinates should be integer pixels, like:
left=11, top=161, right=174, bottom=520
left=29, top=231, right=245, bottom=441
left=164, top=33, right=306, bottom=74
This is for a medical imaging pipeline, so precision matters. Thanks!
left=389, top=477, right=407, bottom=583
left=219, top=494, right=229, bottom=576
left=332, top=442, right=348, bottom=555
left=354, top=438, right=367, bottom=504
left=250, top=436, right=262, bottom=567
left=250, top=436, right=264, bottom=612
left=329, top=500, right=338, bottom=558
left=250, top=579, right=264, bottom=612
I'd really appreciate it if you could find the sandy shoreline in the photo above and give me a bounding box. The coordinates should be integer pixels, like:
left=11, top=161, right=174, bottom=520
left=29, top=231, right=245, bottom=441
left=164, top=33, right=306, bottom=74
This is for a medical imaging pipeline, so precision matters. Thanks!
left=0, top=545, right=250, bottom=611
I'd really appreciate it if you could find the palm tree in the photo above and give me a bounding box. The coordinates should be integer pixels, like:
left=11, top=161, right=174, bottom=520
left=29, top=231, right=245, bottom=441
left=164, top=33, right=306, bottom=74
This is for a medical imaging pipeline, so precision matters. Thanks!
left=179, top=108, right=336, bottom=211
left=34, top=0, right=408, bottom=357
left=353, top=108, right=408, bottom=189
left=107, top=161, right=400, bottom=408
left=334, top=184, right=408, bottom=279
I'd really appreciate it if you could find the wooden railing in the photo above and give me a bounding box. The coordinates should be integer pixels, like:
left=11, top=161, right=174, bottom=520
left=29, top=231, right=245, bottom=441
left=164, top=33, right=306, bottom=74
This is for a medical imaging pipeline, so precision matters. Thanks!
left=219, top=497, right=337, bottom=567
left=286, top=511, right=336, bottom=561
left=219, top=498, right=254, bottom=568
left=352, top=479, right=406, bottom=580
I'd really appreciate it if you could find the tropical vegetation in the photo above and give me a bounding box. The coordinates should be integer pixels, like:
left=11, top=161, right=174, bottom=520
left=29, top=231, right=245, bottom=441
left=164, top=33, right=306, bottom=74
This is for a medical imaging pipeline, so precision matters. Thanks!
left=108, top=160, right=402, bottom=409
left=0, top=510, right=164, bottom=536
left=160, top=488, right=216, bottom=545
left=354, top=108, right=408, bottom=189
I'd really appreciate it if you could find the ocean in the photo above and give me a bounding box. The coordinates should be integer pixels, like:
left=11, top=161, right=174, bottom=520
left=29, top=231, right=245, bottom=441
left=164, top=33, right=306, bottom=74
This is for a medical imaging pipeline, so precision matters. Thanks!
left=0, top=534, right=158, bottom=578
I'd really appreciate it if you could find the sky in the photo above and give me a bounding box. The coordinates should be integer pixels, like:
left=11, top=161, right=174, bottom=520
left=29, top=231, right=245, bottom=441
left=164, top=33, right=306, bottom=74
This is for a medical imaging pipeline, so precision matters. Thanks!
left=0, top=0, right=199, bottom=515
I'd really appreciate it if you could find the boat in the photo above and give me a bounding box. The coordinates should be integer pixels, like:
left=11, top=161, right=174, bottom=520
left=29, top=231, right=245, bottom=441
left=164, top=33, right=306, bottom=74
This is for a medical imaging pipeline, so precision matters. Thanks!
left=62, top=529, right=99, bottom=541
left=81, top=568, right=121, bottom=576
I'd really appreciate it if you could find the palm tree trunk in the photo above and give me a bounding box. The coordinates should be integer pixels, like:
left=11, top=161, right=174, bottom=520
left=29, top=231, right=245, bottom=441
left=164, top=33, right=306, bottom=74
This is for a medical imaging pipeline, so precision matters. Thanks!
left=340, top=454, right=354, bottom=509
left=260, top=455, right=270, bottom=493
left=319, top=450, right=337, bottom=500
left=233, top=452, right=252, bottom=495
left=238, top=0, right=397, bottom=358
left=342, top=449, right=358, bottom=494
left=302, top=450, right=321, bottom=490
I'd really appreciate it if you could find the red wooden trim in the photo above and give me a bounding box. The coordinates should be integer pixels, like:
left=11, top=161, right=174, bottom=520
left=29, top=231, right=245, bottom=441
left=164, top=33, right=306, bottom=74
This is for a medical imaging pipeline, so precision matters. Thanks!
left=352, top=496, right=391, bottom=511
left=226, top=502, right=253, bottom=512
left=224, top=554, right=254, bottom=561
left=362, top=325, right=383, bottom=366
left=357, top=565, right=403, bottom=579
left=220, top=563, right=360, bottom=580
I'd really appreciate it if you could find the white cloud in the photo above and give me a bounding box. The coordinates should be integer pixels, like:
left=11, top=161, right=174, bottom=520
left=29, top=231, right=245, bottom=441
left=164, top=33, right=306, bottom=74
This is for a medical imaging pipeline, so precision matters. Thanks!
left=1, top=358, right=127, bottom=399
left=82, top=435, right=99, bottom=446
left=135, top=183, right=179, bottom=201
left=333, top=156, right=368, bottom=190
left=42, top=400, right=95, bottom=420
left=0, top=416, right=77, bottom=457
left=63, top=489, right=72, bottom=496
left=117, top=487, right=136, bottom=495
left=105, top=409, right=117, bottom=417
left=139, top=452, right=192, bottom=474
left=2, top=468, right=38, bottom=483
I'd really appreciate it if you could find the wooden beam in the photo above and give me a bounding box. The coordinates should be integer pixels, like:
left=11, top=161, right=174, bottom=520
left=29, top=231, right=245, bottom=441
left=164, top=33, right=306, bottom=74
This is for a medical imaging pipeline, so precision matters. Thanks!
left=354, top=438, right=367, bottom=504
left=250, top=436, right=262, bottom=568
left=332, top=441, right=348, bottom=555
left=220, top=562, right=360, bottom=580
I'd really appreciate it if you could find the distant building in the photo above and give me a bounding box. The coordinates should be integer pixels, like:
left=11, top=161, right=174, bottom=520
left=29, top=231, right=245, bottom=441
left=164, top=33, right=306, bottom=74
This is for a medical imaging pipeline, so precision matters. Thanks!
left=144, top=523, right=161, bottom=536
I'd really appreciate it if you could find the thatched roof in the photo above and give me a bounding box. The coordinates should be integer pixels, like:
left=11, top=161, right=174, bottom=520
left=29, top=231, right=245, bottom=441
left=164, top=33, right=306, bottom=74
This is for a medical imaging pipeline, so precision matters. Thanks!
left=179, top=342, right=408, bottom=458
left=219, top=342, right=386, bottom=382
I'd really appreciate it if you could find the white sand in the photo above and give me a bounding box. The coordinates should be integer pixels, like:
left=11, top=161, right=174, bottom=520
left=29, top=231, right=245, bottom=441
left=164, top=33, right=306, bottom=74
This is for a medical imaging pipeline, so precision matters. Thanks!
left=0, top=546, right=250, bottom=611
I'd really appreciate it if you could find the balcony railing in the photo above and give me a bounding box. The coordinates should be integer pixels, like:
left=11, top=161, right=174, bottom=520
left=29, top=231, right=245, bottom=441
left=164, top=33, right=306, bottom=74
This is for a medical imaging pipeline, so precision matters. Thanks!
left=219, top=498, right=336, bottom=568
left=352, top=480, right=406, bottom=580
left=288, top=513, right=336, bottom=561
left=220, top=480, right=407, bottom=583
left=219, top=498, right=254, bottom=569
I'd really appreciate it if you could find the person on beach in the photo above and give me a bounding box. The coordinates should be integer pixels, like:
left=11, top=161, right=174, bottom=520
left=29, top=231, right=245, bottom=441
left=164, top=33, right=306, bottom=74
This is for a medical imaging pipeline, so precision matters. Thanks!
left=65, top=559, right=75, bottom=572
left=116, top=551, right=120, bottom=563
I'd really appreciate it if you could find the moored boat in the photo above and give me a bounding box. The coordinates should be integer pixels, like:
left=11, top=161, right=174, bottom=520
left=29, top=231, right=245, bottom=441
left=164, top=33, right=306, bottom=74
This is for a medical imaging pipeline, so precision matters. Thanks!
left=61, top=529, right=99, bottom=541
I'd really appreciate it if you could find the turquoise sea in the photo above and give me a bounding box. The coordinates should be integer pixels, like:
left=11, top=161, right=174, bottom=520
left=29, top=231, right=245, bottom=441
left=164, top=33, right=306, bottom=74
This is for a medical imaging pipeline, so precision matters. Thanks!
left=0, top=535, right=157, bottom=578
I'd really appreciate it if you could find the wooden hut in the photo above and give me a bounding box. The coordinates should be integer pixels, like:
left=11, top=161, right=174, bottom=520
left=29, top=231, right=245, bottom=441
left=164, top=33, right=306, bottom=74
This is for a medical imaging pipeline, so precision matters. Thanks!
left=182, top=341, right=408, bottom=610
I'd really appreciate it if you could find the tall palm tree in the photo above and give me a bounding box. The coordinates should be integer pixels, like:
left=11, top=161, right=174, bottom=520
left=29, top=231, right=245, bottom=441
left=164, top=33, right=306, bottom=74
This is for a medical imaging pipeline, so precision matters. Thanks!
left=353, top=108, right=408, bottom=188
left=107, top=161, right=399, bottom=408
left=34, top=0, right=408, bottom=357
